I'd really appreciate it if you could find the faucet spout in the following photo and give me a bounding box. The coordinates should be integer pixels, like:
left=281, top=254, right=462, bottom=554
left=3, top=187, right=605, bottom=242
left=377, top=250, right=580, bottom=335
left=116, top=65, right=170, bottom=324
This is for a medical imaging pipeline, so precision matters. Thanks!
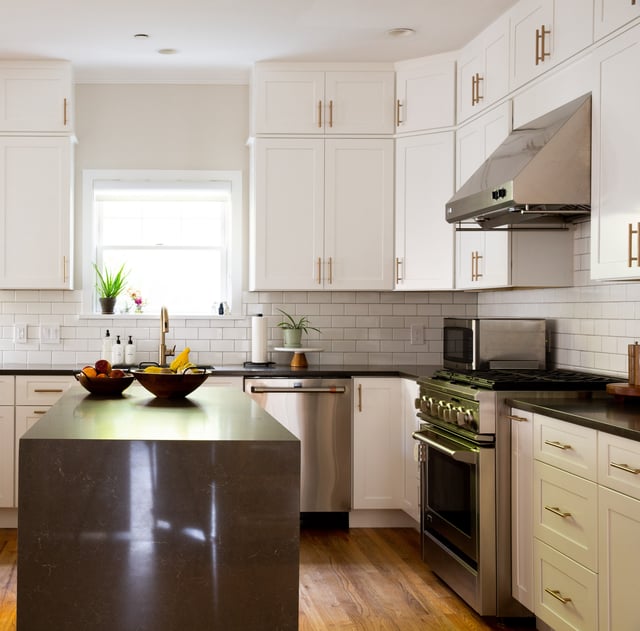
left=159, top=306, right=174, bottom=365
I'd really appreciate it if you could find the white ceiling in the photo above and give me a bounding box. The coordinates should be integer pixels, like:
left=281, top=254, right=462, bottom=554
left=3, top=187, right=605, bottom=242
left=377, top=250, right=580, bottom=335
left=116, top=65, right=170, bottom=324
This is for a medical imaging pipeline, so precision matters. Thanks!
left=0, top=0, right=519, bottom=83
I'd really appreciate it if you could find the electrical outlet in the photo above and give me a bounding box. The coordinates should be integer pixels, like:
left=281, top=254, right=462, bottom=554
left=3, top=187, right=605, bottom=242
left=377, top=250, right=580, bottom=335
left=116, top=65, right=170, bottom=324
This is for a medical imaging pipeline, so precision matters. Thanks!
left=14, top=323, right=27, bottom=344
left=40, top=324, right=60, bottom=344
left=410, top=324, right=424, bottom=345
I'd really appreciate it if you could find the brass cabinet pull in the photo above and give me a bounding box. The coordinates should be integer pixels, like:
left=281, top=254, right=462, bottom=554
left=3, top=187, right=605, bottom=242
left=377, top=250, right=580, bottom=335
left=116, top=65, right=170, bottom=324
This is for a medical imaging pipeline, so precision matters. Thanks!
left=318, top=100, right=322, bottom=128
left=474, top=73, right=483, bottom=104
left=63, top=98, right=68, bottom=126
left=358, top=383, right=362, bottom=412
left=34, top=388, right=64, bottom=393
left=396, top=99, right=403, bottom=126
left=317, top=257, right=322, bottom=284
left=610, top=462, right=640, bottom=475
left=471, top=75, right=476, bottom=106
left=507, top=414, right=528, bottom=422
left=628, top=223, right=640, bottom=267
left=328, top=257, right=333, bottom=284
left=471, top=251, right=483, bottom=281
left=544, top=588, right=572, bottom=604
left=544, top=505, right=572, bottom=518
left=328, top=100, right=333, bottom=128
left=34, top=410, right=47, bottom=415
left=395, top=257, right=403, bottom=283
left=535, top=25, right=551, bottom=65
left=545, top=439, right=572, bottom=450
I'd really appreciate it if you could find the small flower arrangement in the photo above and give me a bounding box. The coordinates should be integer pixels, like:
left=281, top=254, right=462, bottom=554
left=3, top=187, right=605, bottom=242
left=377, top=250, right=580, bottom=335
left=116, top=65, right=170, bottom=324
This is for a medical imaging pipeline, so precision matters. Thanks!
left=127, top=288, right=147, bottom=314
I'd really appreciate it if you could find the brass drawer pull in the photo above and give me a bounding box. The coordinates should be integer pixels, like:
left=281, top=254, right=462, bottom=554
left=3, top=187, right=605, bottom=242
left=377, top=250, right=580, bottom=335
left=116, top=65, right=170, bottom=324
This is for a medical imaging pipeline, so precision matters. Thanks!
left=544, top=505, right=572, bottom=518
left=34, top=388, right=64, bottom=393
left=329, top=100, right=333, bottom=128
left=544, top=439, right=572, bottom=450
left=34, top=410, right=47, bottom=415
left=610, top=462, right=640, bottom=475
left=357, top=383, right=362, bottom=412
left=507, top=414, right=528, bottom=422
left=544, top=588, right=572, bottom=604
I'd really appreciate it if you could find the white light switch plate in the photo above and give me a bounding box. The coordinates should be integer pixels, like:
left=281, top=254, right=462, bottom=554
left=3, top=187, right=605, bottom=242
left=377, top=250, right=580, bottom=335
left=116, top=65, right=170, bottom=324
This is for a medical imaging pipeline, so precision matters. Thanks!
left=40, top=324, right=60, bottom=344
left=410, top=324, right=424, bottom=345
left=14, top=323, right=27, bottom=343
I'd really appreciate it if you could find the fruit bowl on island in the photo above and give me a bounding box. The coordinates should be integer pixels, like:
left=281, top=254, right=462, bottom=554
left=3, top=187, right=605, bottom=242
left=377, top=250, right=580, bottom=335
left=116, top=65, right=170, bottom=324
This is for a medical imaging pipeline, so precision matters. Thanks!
left=132, top=366, right=209, bottom=398
left=76, top=360, right=134, bottom=396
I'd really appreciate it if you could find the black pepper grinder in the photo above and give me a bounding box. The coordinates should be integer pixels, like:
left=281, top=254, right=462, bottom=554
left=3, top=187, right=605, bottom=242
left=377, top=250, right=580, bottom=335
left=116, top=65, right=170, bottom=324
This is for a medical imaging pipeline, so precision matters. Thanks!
left=218, top=302, right=224, bottom=315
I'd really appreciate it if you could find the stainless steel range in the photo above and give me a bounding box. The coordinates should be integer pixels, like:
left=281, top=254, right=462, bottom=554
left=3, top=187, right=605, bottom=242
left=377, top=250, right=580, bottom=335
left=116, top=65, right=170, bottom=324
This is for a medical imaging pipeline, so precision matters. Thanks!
left=412, top=367, right=615, bottom=618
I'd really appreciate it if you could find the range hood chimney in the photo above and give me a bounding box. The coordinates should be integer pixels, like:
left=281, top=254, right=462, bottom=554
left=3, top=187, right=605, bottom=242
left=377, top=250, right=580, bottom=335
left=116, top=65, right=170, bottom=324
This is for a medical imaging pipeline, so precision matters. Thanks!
left=445, top=94, right=591, bottom=229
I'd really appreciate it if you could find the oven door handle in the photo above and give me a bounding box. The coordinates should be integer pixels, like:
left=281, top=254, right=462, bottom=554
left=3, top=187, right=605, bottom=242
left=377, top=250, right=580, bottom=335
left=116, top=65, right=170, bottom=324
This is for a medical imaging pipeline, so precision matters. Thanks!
left=412, top=432, right=479, bottom=465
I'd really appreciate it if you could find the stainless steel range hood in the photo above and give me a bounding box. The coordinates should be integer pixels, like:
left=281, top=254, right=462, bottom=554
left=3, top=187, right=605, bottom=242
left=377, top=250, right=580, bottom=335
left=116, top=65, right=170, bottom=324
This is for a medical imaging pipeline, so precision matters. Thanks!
left=446, top=94, right=591, bottom=229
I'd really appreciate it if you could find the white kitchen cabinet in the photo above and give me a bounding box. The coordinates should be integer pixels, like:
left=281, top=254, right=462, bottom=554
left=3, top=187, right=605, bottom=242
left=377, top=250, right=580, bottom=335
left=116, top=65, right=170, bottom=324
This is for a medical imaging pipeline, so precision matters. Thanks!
left=395, top=132, right=455, bottom=290
left=457, top=13, right=509, bottom=124
left=510, top=408, right=535, bottom=612
left=456, top=227, right=573, bottom=290
left=591, top=23, right=640, bottom=280
left=352, top=378, right=402, bottom=509
left=0, top=406, right=13, bottom=508
left=509, top=0, right=593, bottom=91
left=251, top=137, right=394, bottom=291
left=400, top=378, right=419, bottom=521
left=598, top=485, right=640, bottom=631
left=598, top=431, right=640, bottom=501
left=0, top=136, right=73, bottom=289
left=253, top=67, right=395, bottom=135
left=0, top=60, right=72, bottom=133
left=394, top=55, right=456, bottom=133
left=594, top=0, right=640, bottom=41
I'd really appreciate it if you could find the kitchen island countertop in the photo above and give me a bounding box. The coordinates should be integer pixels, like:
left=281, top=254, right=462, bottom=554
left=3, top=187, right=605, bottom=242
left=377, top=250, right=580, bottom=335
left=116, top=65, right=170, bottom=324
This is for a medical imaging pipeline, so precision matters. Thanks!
left=17, top=385, right=300, bottom=631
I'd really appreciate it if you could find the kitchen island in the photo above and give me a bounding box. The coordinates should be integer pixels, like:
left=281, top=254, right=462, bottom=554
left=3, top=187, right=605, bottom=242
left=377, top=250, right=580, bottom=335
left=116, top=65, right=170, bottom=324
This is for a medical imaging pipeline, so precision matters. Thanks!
left=16, top=385, right=300, bottom=631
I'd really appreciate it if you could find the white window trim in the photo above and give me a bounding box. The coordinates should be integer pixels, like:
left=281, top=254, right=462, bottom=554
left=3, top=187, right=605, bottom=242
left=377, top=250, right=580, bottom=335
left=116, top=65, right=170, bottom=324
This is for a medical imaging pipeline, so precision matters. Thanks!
left=82, top=169, right=243, bottom=316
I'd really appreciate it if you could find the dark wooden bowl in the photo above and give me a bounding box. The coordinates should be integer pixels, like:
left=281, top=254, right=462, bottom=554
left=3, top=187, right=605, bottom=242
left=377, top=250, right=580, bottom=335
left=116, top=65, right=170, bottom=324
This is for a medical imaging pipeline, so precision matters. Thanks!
left=75, top=372, right=134, bottom=396
left=133, top=370, right=208, bottom=398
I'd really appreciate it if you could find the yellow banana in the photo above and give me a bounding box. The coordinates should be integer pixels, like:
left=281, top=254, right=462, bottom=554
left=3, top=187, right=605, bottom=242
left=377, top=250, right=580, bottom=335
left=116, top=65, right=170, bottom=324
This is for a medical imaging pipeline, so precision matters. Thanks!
left=170, top=347, right=191, bottom=372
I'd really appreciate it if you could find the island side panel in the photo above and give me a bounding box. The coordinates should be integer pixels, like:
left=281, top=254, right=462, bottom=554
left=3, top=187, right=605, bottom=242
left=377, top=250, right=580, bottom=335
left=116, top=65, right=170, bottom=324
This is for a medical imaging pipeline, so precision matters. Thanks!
left=17, top=438, right=300, bottom=631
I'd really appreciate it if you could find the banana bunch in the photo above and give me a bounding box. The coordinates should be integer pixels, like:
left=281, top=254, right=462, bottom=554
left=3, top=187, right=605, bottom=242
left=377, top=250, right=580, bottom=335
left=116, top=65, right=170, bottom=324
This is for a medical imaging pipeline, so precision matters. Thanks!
left=170, top=347, right=196, bottom=373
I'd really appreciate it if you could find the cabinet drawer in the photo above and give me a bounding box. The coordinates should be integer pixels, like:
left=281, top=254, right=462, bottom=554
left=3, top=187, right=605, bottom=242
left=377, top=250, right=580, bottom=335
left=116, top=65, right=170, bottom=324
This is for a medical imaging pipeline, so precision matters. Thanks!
left=0, top=376, right=14, bottom=405
left=15, top=375, right=73, bottom=405
left=598, top=431, right=640, bottom=500
left=534, top=414, right=597, bottom=480
left=534, top=460, right=598, bottom=571
left=203, top=376, right=244, bottom=390
left=534, top=539, right=598, bottom=631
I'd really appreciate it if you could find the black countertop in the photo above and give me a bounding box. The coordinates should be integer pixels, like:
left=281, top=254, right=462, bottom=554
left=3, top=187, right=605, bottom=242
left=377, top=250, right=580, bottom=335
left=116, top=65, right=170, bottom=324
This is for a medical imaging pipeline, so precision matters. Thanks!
left=507, top=395, right=640, bottom=441
left=0, top=363, right=438, bottom=379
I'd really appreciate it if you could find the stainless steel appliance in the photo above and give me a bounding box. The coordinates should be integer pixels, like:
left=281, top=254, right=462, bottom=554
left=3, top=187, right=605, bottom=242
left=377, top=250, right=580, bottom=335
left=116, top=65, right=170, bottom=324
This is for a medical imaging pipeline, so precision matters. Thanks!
left=412, top=367, right=615, bottom=618
left=244, top=377, right=351, bottom=513
left=445, top=94, right=591, bottom=229
left=443, top=317, right=548, bottom=371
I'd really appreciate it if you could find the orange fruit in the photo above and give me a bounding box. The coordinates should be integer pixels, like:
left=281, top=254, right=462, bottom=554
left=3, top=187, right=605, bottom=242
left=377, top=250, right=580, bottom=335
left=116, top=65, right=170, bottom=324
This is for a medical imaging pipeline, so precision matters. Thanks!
left=110, top=369, right=125, bottom=379
left=82, top=366, right=97, bottom=378
left=96, top=373, right=107, bottom=378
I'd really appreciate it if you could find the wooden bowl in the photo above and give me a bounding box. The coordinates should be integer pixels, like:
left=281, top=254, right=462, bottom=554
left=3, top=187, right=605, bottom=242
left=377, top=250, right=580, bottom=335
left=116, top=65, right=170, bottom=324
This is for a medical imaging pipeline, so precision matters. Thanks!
left=75, top=372, right=134, bottom=396
left=133, top=370, right=208, bottom=398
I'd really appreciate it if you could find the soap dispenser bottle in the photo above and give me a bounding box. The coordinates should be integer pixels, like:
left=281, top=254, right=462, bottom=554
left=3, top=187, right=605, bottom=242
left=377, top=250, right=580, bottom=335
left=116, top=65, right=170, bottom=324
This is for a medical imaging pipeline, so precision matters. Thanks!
left=101, top=330, right=112, bottom=363
left=112, top=334, right=124, bottom=365
left=125, top=335, right=136, bottom=366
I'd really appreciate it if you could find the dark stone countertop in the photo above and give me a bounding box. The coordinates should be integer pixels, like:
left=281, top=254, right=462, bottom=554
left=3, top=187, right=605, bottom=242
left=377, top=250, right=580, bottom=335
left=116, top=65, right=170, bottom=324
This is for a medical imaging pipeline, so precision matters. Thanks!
left=507, top=395, right=640, bottom=441
left=0, top=362, right=438, bottom=379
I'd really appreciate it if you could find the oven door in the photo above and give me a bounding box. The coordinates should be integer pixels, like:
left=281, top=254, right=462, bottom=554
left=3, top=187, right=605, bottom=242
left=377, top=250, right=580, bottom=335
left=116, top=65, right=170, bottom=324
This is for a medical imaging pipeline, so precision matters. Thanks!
left=413, top=424, right=482, bottom=567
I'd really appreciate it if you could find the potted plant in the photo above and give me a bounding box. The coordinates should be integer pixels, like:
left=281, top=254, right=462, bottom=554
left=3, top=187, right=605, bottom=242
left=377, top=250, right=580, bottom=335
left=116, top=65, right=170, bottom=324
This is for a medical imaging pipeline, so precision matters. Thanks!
left=276, top=308, right=320, bottom=348
left=93, top=263, right=128, bottom=314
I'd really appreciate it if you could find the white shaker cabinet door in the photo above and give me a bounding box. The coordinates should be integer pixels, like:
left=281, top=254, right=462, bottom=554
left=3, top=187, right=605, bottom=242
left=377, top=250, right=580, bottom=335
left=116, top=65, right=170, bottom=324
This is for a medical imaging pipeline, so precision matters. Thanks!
left=0, top=406, right=14, bottom=508
left=594, top=0, right=640, bottom=41
left=0, top=136, right=73, bottom=289
left=250, top=138, right=325, bottom=290
left=395, top=132, right=455, bottom=290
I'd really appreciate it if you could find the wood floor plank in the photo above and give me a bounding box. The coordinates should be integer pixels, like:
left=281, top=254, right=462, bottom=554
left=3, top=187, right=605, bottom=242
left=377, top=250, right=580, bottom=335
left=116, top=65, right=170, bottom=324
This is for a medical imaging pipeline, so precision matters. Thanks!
left=1, top=526, right=536, bottom=630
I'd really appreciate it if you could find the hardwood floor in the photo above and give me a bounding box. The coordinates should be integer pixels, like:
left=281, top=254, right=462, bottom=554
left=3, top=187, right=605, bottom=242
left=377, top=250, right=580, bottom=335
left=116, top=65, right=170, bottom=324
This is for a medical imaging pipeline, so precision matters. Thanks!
left=1, top=527, right=535, bottom=630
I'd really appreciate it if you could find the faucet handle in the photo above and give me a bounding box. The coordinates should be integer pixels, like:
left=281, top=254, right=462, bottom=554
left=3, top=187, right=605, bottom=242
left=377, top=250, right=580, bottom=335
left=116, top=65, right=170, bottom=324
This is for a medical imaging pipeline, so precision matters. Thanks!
left=166, top=345, right=176, bottom=357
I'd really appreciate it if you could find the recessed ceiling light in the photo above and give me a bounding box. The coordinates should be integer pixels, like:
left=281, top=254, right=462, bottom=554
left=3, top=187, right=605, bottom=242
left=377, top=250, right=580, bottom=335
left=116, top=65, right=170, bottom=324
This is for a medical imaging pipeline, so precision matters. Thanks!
left=386, top=28, right=416, bottom=38
left=157, top=48, right=179, bottom=55
left=133, top=33, right=150, bottom=39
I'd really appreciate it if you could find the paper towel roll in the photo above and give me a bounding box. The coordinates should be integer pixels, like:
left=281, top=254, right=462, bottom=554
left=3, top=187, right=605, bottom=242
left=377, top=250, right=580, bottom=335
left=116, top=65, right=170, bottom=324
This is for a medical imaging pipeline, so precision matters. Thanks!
left=251, top=314, right=268, bottom=363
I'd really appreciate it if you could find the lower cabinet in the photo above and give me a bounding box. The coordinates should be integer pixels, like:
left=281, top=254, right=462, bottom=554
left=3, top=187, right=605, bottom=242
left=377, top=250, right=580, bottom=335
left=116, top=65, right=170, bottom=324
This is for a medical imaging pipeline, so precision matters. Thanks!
left=203, top=376, right=243, bottom=390
left=0, top=403, right=14, bottom=508
left=352, top=377, right=402, bottom=510
left=400, top=378, right=420, bottom=521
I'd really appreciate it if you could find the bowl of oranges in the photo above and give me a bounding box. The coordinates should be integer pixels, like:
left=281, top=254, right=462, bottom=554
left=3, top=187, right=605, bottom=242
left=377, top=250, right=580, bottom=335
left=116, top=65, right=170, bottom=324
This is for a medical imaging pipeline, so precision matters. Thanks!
left=76, top=359, right=134, bottom=396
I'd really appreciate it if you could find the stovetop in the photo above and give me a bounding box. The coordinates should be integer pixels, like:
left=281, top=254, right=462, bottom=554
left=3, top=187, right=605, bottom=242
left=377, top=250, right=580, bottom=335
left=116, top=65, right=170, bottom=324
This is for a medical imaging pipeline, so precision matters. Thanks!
left=426, top=368, right=617, bottom=391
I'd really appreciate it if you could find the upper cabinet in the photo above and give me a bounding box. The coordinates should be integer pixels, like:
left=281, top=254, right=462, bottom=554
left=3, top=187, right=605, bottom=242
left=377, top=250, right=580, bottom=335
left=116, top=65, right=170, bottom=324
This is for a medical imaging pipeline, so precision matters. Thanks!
left=395, top=55, right=456, bottom=133
left=595, top=0, right=640, bottom=41
left=509, top=0, right=594, bottom=91
left=252, top=66, right=395, bottom=135
left=0, top=136, right=73, bottom=289
left=591, top=22, right=640, bottom=280
left=457, top=14, right=509, bottom=124
left=0, top=61, right=73, bottom=133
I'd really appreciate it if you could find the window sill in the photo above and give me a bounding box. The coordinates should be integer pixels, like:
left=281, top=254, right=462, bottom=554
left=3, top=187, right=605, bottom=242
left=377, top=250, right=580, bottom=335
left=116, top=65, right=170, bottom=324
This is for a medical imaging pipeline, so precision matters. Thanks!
left=78, top=313, right=246, bottom=321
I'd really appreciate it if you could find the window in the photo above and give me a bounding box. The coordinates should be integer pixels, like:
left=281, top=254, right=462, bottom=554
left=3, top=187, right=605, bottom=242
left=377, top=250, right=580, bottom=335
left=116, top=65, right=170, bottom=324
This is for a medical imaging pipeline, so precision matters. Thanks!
left=83, top=170, right=242, bottom=315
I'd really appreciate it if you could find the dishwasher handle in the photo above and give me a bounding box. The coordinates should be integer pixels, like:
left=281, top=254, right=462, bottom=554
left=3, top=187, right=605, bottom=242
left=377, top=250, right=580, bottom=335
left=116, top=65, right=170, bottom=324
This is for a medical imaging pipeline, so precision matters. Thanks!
left=249, top=385, right=346, bottom=394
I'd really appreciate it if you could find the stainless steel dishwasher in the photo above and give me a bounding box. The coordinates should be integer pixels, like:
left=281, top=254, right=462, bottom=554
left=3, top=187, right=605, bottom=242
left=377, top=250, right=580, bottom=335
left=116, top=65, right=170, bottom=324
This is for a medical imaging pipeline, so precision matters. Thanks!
left=244, top=377, right=351, bottom=513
